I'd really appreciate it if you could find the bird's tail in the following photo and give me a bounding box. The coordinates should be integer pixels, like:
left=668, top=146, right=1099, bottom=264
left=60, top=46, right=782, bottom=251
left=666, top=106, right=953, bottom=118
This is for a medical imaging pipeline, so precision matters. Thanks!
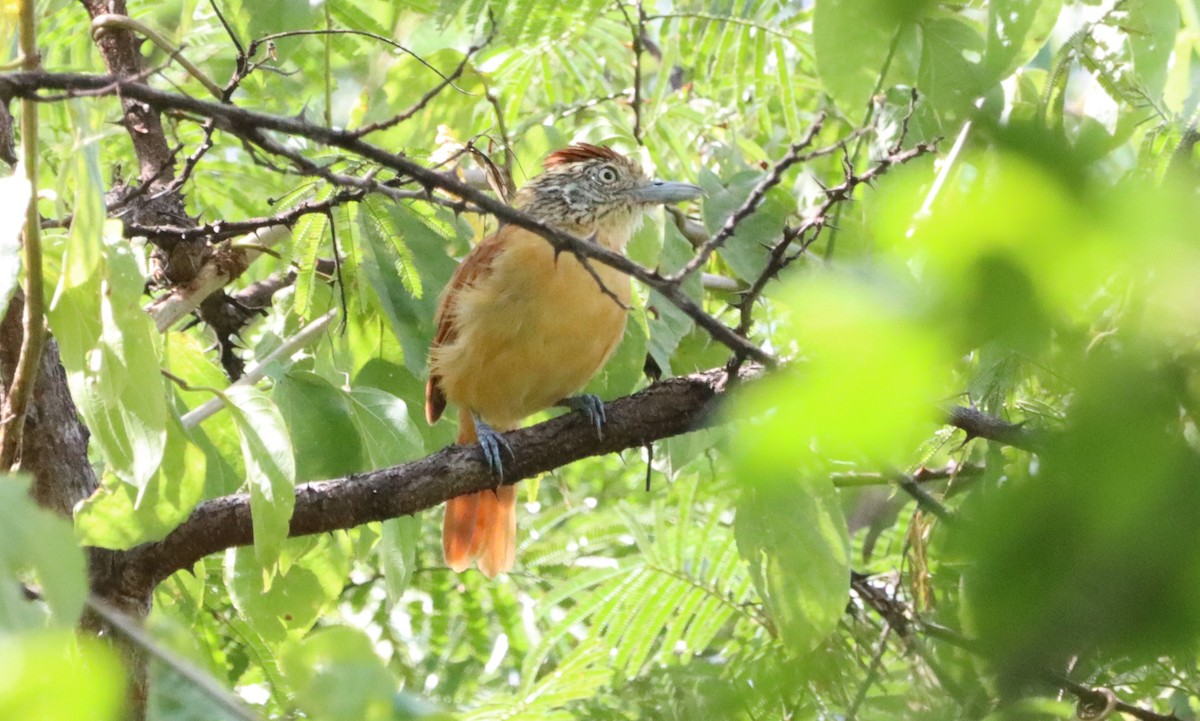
left=443, top=408, right=516, bottom=578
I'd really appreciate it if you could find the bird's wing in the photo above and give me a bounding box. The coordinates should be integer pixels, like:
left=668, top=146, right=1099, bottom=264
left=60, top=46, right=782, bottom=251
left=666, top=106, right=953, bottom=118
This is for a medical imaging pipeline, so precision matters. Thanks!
left=425, top=228, right=510, bottom=424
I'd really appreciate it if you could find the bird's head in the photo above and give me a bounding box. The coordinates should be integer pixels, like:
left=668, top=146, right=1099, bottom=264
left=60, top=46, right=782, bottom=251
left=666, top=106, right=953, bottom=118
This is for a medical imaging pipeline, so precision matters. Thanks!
left=515, top=144, right=702, bottom=246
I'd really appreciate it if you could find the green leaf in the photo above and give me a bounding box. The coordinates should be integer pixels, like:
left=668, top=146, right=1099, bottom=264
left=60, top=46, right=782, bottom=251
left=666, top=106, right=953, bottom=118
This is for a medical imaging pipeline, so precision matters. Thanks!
left=271, top=371, right=364, bottom=480
left=281, top=626, right=397, bottom=721
left=48, top=112, right=167, bottom=490
left=75, top=418, right=206, bottom=550
left=227, top=535, right=349, bottom=645
left=0, top=171, right=30, bottom=319
left=735, top=475, right=850, bottom=657
left=1126, top=0, right=1180, bottom=97
left=984, top=0, right=1063, bottom=79
left=379, top=516, right=419, bottom=602
left=814, top=0, right=929, bottom=115
left=0, top=476, right=87, bottom=630
left=0, top=632, right=124, bottom=721
left=917, top=16, right=989, bottom=124
left=224, top=385, right=296, bottom=575
left=345, top=386, right=425, bottom=468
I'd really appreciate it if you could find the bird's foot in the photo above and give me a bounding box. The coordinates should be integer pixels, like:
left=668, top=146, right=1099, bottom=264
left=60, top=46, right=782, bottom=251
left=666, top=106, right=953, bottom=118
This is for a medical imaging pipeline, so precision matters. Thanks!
left=558, top=394, right=607, bottom=438
left=472, top=414, right=514, bottom=483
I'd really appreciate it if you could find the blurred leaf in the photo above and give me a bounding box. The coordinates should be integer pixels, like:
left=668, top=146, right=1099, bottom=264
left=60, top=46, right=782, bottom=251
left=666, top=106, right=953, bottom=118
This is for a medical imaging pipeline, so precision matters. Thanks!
left=0, top=632, right=124, bottom=721
left=735, top=274, right=948, bottom=466
left=0, top=476, right=86, bottom=630
left=281, top=626, right=397, bottom=721
left=379, top=516, right=419, bottom=602
left=735, top=472, right=850, bottom=657
left=1126, top=0, right=1180, bottom=98
left=955, top=355, right=1200, bottom=685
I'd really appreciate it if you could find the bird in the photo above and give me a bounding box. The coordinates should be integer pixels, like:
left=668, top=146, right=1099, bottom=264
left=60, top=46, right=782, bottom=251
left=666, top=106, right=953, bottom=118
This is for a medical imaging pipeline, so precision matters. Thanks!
left=425, top=143, right=702, bottom=578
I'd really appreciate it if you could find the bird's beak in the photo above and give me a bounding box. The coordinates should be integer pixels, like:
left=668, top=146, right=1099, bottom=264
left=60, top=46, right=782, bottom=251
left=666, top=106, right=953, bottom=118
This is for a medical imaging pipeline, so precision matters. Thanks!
left=632, top=180, right=704, bottom=205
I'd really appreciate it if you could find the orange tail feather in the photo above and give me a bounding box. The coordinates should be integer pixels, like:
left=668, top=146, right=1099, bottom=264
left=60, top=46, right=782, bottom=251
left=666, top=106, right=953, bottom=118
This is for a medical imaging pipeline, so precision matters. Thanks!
left=442, top=409, right=517, bottom=577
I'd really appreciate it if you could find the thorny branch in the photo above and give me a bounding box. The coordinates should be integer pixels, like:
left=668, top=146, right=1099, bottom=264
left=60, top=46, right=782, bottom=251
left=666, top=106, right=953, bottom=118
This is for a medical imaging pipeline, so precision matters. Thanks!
left=0, top=69, right=772, bottom=363
left=852, top=574, right=1181, bottom=721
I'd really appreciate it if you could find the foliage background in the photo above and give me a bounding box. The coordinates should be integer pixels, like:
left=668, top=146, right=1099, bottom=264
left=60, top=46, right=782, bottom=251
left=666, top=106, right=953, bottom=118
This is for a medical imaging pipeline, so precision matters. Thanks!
left=3, top=0, right=1200, bottom=720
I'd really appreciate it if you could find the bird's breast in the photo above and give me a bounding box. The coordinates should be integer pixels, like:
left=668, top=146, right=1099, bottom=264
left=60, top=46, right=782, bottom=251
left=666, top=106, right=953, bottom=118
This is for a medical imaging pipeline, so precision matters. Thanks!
left=433, top=230, right=630, bottom=428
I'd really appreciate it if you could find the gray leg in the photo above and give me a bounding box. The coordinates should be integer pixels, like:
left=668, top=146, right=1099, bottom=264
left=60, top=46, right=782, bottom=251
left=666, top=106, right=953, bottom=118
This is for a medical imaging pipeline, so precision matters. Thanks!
left=472, top=414, right=514, bottom=482
left=557, top=394, right=607, bottom=438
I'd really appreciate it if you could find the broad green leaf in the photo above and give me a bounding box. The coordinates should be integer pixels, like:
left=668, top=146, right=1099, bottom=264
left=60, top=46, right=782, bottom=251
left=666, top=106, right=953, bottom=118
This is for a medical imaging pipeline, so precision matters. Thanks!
left=48, top=109, right=167, bottom=489
left=0, top=171, right=30, bottom=318
left=0, top=632, right=124, bottom=721
left=227, top=535, right=349, bottom=645
left=1126, top=0, right=1180, bottom=98
left=378, top=516, right=419, bottom=603
left=271, top=371, right=364, bottom=480
left=345, top=386, right=424, bottom=468
left=0, top=476, right=86, bottom=630
left=984, top=0, right=1063, bottom=78
left=916, top=16, right=990, bottom=126
left=281, top=626, right=397, bottom=721
left=75, top=418, right=206, bottom=550
left=224, top=385, right=296, bottom=575
left=814, top=0, right=929, bottom=115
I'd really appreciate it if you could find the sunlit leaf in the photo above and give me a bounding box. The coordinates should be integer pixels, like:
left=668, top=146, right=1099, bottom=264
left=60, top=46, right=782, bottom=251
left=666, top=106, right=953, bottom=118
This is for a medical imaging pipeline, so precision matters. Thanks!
left=0, top=632, right=124, bottom=721
left=224, top=385, right=296, bottom=576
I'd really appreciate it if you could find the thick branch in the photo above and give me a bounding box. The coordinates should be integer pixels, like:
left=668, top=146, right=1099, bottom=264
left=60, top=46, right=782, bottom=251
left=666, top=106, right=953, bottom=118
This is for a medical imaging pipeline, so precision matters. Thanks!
left=946, top=405, right=1044, bottom=452
left=111, top=364, right=756, bottom=597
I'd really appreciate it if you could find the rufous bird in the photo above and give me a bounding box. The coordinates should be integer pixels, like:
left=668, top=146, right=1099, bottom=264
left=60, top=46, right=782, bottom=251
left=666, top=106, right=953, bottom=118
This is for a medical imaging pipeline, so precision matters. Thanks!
left=425, top=143, right=702, bottom=577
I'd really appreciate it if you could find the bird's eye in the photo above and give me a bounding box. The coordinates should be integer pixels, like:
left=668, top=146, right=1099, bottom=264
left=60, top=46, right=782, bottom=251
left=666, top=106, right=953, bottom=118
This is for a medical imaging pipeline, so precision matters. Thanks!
left=597, top=166, right=619, bottom=183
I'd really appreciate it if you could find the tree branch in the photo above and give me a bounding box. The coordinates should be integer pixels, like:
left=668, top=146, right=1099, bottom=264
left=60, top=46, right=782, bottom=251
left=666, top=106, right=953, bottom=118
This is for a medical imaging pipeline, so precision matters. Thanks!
left=0, top=70, right=771, bottom=365
left=113, top=364, right=758, bottom=596
left=946, top=405, right=1045, bottom=452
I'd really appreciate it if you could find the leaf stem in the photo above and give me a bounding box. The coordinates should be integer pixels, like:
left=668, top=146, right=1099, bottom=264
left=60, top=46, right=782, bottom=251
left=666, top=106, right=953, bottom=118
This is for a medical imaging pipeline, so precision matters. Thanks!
left=0, top=0, right=46, bottom=470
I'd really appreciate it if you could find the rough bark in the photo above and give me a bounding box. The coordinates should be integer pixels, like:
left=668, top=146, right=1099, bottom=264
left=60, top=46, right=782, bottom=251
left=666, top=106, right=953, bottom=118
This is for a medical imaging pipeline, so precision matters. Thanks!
left=0, top=290, right=96, bottom=515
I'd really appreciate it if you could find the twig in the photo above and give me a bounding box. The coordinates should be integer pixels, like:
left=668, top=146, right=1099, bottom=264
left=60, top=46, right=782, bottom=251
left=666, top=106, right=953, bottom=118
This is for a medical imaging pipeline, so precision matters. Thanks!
left=180, top=309, right=336, bottom=429
left=90, top=14, right=223, bottom=98
left=617, top=0, right=646, bottom=143
left=670, top=115, right=827, bottom=283
left=852, top=574, right=1182, bottom=721
left=1, top=70, right=773, bottom=365
left=0, top=0, right=45, bottom=470
left=85, top=597, right=262, bottom=721
left=945, top=405, right=1045, bottom=452
left=350, top=22, right=496, bottom=138
left=248, top=29, right=467, bottom=93
left=146, top=225, right=292, bottom=332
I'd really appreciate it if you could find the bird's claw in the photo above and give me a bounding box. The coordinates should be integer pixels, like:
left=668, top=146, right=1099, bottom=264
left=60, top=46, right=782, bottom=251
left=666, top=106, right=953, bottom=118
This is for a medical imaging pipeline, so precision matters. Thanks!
left=473, top=415, right=514, bottom=482
left=559, top=394, right=607, bottom=438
